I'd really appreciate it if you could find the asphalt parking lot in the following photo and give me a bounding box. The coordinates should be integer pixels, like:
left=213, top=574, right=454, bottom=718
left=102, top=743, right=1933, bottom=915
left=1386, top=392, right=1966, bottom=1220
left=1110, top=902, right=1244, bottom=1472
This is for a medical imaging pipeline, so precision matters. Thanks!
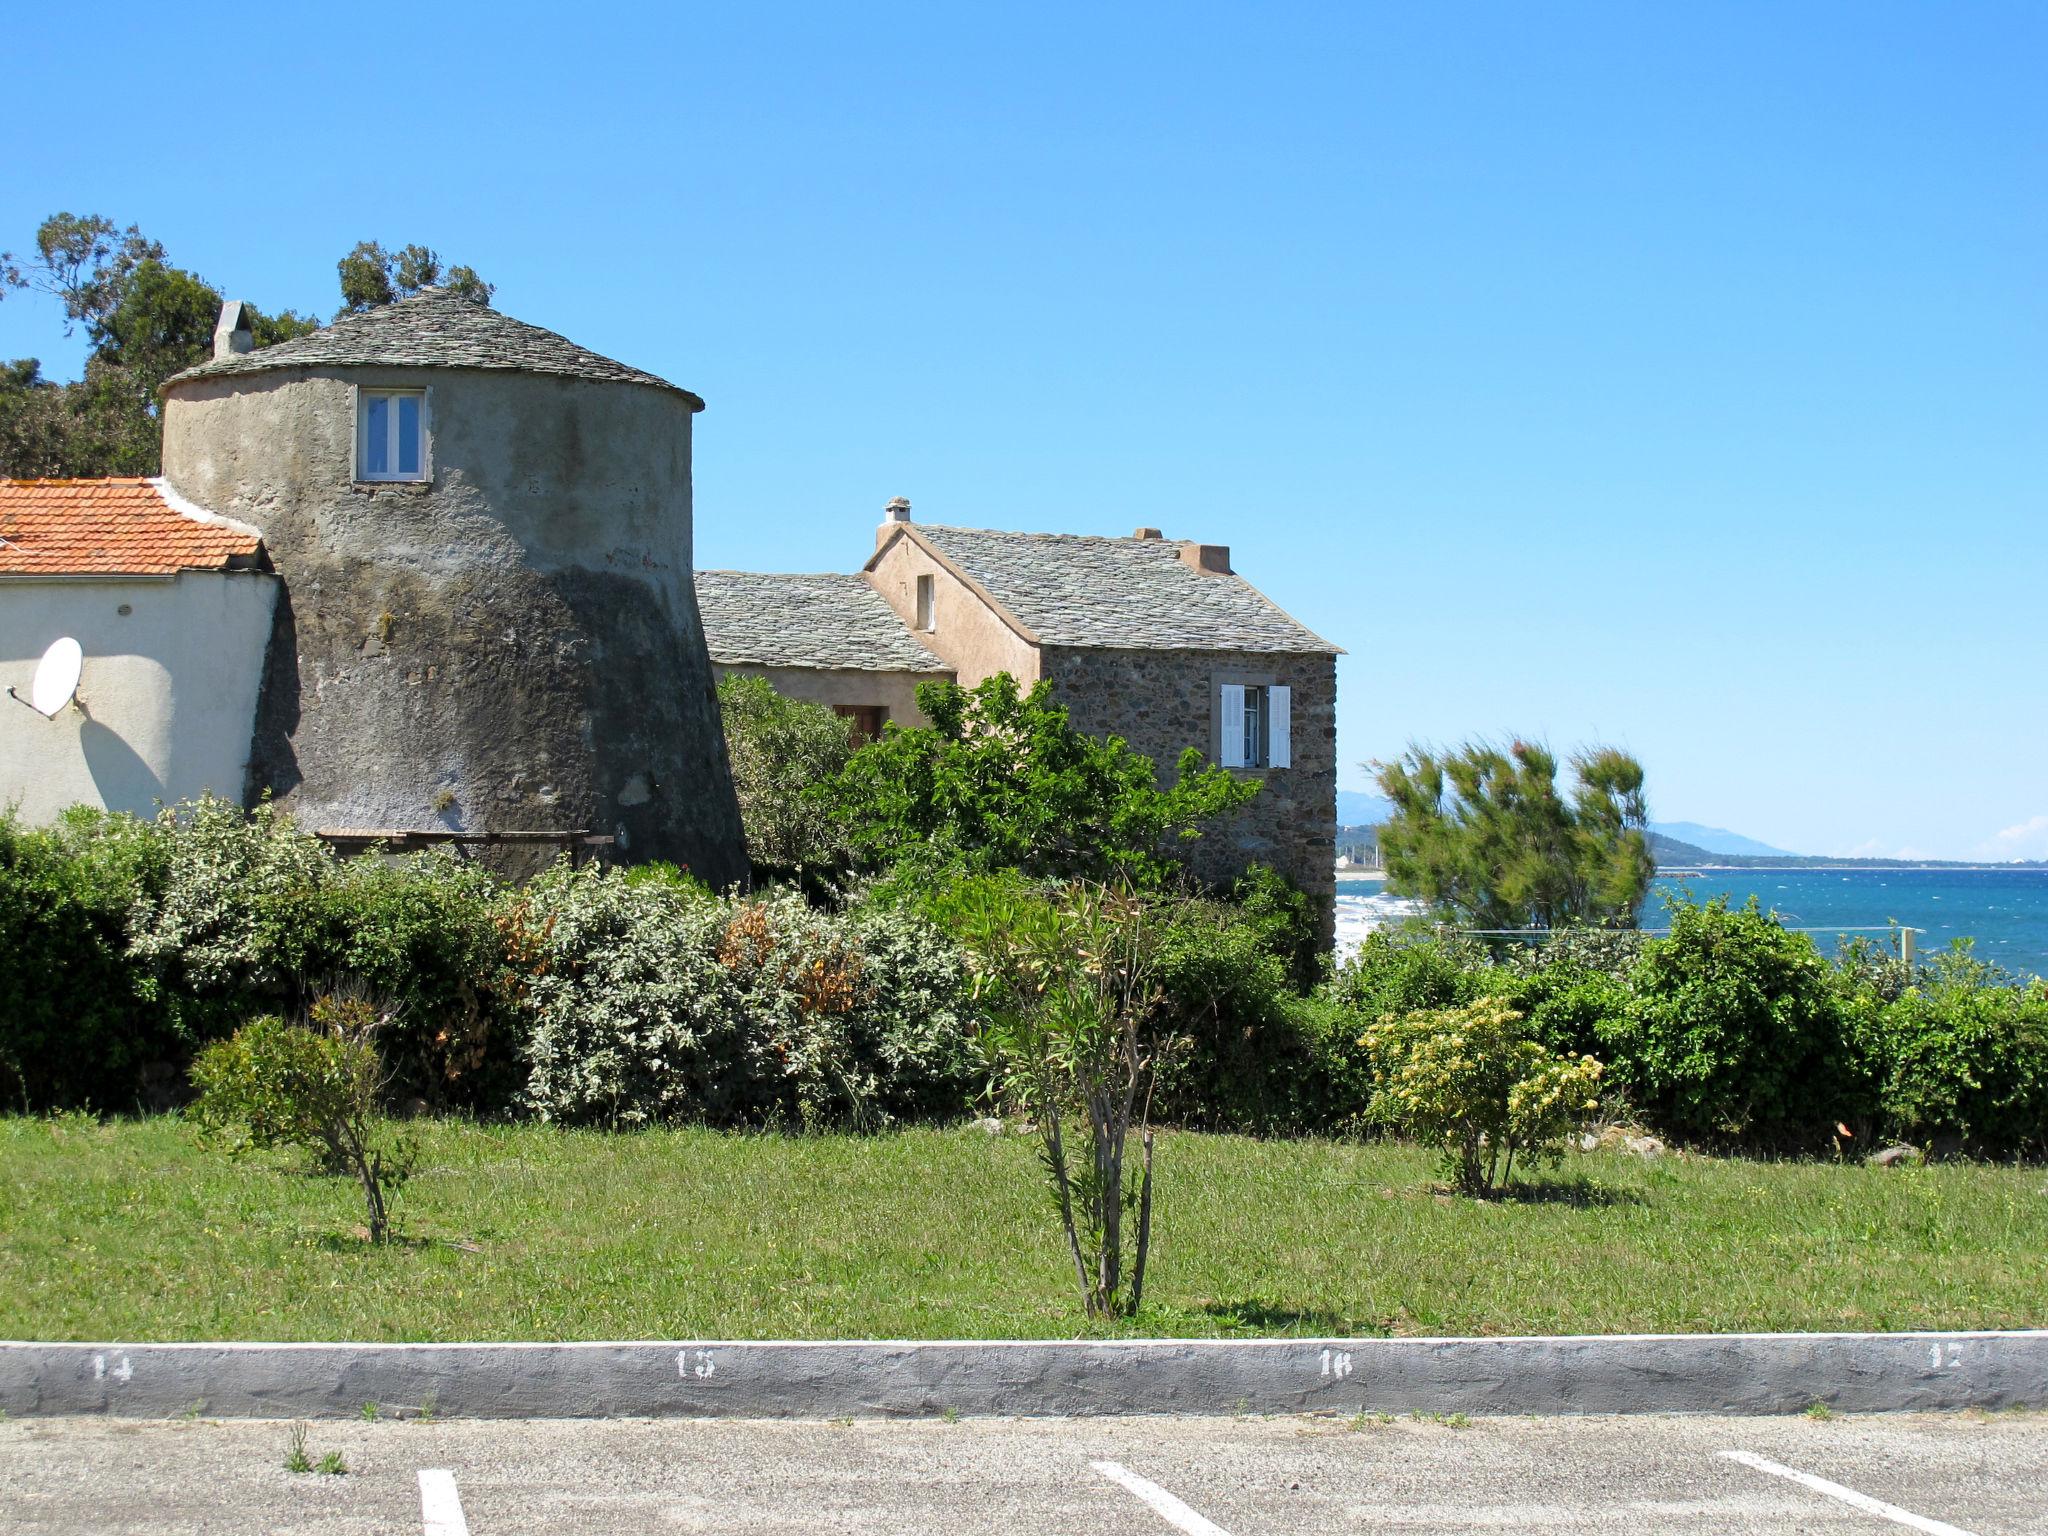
left=2, top=1409, right=2040, bottom=1534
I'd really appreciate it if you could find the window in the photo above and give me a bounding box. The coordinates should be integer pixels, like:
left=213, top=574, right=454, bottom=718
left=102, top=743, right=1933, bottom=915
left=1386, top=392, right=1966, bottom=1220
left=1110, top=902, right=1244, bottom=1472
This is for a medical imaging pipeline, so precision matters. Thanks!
left=833, top=704, right=887, bottom=743
left=357, top=389, right=428, bottom=482
left=1218, top=682, right=1291, bottom=770
left=915, top=574, right=936, bottom=632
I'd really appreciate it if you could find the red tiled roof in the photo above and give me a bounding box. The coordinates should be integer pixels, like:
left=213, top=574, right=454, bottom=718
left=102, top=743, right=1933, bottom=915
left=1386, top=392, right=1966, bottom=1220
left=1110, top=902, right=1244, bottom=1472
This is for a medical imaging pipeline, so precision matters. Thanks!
left=0, top=478, right=263, bottom=577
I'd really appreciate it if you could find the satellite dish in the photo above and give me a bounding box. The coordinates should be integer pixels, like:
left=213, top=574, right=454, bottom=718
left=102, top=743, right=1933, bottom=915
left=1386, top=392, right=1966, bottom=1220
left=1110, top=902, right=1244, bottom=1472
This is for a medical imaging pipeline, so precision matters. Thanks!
left=28, top=637, right=83, bottom=717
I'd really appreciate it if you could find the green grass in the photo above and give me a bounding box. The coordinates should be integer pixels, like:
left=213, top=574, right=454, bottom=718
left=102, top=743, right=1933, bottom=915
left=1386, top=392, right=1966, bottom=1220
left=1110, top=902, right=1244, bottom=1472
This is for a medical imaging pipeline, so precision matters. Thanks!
left=1, top=1115, right=2043, bottom=1341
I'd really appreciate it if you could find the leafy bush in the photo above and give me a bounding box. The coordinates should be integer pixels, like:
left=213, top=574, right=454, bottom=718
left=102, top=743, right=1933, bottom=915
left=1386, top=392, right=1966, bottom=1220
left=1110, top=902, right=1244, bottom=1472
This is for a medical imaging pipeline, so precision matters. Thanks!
left=1606, top=895, right=1853, bottom=1145
left=1150, top=891, right=1323, bottom=1132
left=718, top=674, right=856, bottom=875
left=271, top=853, right=516, bottom=1111
left=0, top=808, right=168, bottom=1109
left=832, top=673, right=1258, bottom=887
left=1843, top=942, right=2048, bottom=1155
left=189, top=998, right=417, bottom=1243
left=1329, top=930, right=1493, bottom=1019
left=517, top=865, right=977, bottom=1129
left=1360, top=996, right=1604, bottom=1197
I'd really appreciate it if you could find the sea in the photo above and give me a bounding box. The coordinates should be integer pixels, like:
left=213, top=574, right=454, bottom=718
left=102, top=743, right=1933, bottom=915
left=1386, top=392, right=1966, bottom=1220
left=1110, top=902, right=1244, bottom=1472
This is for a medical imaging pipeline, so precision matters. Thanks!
left=1335, top=867, right=2048, bottom=981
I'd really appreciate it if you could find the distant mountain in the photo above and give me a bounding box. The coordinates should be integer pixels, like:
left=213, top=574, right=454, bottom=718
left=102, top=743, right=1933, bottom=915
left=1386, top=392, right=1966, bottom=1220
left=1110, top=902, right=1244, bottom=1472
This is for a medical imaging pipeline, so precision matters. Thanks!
left=1649, top=831, right=1719, bottom=865
left=1648, top=821, right=1797, bottom=857
left=1337, top=790, right=1394, bottom=825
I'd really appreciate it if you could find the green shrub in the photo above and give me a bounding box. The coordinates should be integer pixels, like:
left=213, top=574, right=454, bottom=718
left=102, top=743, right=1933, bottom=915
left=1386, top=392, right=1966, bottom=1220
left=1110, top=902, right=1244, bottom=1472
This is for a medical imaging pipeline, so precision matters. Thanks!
left=1605, top=895, right=1853, bottom=1145
left=718, top=674, right=857, bottom=876
left=1360, top=996, right=1604, bottom=1197
left=189, top=999, right=417, bottom=1243
left=1844, top=943, right=2048, bottom=1155
left=832, top=673, right=1258, bottom=887
left=1492, top=961, right=1635, bottom=1063
left=0, top=809, right=168, bottom=1109
left=1330, top=930, right=1494, bottom=1019
left=1150, top=893, right=1321, bottom=1132
left=271, top=853, right=517, bottom=1111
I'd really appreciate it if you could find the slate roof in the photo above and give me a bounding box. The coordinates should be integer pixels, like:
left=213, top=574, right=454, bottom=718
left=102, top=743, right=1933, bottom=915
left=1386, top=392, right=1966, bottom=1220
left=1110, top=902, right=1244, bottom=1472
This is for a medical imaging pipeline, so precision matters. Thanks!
left=695, top=571, right=951, bottom=673
left=902, top=525, right=1339, bottom=653
left=0, top=479, right=263, bottom=577
left=165, top=289, right=702, bottom=406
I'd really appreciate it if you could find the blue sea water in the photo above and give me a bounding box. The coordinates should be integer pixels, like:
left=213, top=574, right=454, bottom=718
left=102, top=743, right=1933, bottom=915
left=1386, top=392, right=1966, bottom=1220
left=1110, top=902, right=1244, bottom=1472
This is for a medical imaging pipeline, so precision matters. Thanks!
left=1335, top=868, right=2048, bottom=980
left=1644, top=868, right=2048, bottom=980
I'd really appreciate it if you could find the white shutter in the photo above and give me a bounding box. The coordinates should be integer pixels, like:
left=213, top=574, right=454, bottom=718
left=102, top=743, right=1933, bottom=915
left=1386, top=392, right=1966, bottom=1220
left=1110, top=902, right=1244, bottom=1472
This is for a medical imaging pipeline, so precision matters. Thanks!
left=1268, top=685, right=1291, bottom=769
left=1218, top=684, right=1246, bottom=768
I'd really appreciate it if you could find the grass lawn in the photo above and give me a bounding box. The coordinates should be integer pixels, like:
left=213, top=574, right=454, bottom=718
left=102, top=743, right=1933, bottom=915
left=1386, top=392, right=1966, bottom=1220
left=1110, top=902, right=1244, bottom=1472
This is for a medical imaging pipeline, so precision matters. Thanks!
left=1, top=1115, right=2042, bottom=1342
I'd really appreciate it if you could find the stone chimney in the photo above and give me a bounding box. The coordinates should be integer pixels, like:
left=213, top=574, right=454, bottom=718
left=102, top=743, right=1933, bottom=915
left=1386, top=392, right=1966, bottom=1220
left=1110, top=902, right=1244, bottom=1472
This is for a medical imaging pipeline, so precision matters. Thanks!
left=877, top=496, right=913, bottom=550
left=213, top=300, right=255, bottom=359
left=1132, top=526, right=1163, bottom=540
left=1179, top=541, right=1231, bottom=574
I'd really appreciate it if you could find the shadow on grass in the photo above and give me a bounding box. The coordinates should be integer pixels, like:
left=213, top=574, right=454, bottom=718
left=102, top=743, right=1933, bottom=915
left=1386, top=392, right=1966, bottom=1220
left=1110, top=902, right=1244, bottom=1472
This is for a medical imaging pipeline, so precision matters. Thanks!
left=1492, top=1177, right=1645, bottom=1208
left=1200, top=1300, right=1392, bottom=1336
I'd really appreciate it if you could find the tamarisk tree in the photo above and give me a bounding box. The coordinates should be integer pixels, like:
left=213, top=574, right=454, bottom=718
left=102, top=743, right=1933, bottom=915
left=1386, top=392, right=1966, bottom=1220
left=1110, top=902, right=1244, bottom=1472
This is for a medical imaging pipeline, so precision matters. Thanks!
left=1374, top=739, right=1654, bottom=930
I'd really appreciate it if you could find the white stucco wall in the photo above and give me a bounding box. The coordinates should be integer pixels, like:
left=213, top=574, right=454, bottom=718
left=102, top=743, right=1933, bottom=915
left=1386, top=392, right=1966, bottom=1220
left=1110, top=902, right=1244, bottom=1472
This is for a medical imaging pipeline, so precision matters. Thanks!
left=0, top=571, right=279, bottom=822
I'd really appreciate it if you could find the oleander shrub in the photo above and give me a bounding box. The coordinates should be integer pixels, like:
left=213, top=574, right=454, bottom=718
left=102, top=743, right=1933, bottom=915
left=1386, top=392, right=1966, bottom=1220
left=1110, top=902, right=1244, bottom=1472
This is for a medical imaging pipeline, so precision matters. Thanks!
left=0, top=808, right=168, bottom=1109
left=1360, top=995, right=1605, bottom=1197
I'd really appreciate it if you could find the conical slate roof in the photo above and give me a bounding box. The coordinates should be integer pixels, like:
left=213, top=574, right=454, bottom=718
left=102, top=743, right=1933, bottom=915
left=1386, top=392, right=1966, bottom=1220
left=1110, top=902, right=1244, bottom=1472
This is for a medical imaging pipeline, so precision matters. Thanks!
left=165, top=288, right=702, bottom=407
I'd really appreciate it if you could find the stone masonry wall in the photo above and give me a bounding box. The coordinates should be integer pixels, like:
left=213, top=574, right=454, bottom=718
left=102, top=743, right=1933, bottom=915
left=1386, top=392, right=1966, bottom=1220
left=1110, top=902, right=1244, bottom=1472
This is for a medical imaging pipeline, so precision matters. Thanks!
left=1040, top=645, right=1338, bottom=945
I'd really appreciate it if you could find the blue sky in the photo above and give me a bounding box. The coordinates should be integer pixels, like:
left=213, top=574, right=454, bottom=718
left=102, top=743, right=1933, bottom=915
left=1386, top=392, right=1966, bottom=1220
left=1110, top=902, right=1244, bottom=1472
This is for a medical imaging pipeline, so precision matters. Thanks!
left=5, top=3, right=2042, bottom=858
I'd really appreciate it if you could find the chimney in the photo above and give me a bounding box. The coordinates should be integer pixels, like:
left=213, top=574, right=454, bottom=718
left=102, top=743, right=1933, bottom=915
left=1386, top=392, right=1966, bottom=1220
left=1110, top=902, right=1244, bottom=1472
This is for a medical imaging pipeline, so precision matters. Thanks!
left=213, top=300, right=255, bottom=359
left=1132, top=527, right=1163, bottom=540
left=1179, top=541, right=1231, bottom=574
left=877, top=495, right=913, bottom=550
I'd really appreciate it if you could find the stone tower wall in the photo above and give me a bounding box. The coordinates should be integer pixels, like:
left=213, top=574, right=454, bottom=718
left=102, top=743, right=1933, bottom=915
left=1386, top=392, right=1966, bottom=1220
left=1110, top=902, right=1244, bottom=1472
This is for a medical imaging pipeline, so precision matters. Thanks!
left=161, top=366, right=746, bottom=885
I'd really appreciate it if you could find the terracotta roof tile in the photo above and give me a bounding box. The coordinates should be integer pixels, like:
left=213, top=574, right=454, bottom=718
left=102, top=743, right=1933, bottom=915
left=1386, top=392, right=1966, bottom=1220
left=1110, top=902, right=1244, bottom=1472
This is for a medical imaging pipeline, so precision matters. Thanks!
left=0, top=478, right=263, bottom=577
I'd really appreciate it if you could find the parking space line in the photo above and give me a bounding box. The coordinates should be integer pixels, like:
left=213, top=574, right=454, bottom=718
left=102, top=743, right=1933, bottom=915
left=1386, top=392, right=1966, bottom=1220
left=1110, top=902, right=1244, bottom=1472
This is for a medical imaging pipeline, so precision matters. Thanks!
left=1091, top=1459, right=1236, bottom=1536
left=1719, top=1450, right=1978, bottom=1536
left=419, top=1468, right=471, bottom=1536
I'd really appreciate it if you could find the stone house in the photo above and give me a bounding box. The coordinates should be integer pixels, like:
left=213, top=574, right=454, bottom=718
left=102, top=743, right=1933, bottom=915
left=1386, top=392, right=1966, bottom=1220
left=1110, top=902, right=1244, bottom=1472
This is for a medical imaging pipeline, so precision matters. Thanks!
left=696, top=499, right=1341, bottom=930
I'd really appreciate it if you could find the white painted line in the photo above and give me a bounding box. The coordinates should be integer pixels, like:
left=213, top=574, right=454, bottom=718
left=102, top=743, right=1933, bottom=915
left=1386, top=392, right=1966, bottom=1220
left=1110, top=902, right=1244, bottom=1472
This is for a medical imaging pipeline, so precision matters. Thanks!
left=1720, top=1450, right=1978, bottom=1536
left=1091, top=1459, right=1236, bottom=1536
left=418, top=1468, right=470, bottom=1536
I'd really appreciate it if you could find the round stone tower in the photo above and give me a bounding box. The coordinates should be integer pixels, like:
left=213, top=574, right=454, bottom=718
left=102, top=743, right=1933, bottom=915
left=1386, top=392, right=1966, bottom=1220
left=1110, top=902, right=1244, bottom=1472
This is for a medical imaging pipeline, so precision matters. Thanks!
left=160, top=290, right=746, bottom=884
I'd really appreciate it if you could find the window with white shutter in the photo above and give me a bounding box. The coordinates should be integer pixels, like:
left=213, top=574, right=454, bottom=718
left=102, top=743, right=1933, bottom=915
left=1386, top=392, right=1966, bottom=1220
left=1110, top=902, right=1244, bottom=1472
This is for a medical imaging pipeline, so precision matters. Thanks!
left=1218, top=683, right=1247, bottom=768
left=1268, top=685, right=1291, bottom=769
left=1218, top=680, right=1291, bottom=770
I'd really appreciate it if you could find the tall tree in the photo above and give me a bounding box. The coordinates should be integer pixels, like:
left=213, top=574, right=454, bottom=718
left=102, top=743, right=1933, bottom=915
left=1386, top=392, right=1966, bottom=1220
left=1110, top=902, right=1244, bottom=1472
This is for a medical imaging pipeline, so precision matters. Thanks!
left=0, top=213, right=319, bottom=477
left=1374, top=739, right=1654, bottom=930
left=336, top=241, right=493, bottom=314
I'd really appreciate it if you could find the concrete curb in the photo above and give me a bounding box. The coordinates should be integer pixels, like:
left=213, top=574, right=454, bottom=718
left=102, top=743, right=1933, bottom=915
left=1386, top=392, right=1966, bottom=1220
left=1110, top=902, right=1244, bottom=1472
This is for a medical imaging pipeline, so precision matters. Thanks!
left=4, top=1331, right=2044, bottom=1420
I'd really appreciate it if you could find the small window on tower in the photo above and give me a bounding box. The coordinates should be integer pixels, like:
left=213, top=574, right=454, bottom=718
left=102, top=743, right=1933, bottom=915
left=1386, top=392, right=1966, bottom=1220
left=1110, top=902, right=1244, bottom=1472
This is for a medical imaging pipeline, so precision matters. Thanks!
left=357, top=389, right=429, bottom=482
left=915, top=574, right=936, bottom=632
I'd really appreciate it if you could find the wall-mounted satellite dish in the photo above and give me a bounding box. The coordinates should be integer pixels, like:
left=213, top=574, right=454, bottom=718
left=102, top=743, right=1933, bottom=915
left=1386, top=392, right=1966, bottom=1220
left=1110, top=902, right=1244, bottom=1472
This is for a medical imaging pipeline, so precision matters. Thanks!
left=24, top=637, right=83, bottom=717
